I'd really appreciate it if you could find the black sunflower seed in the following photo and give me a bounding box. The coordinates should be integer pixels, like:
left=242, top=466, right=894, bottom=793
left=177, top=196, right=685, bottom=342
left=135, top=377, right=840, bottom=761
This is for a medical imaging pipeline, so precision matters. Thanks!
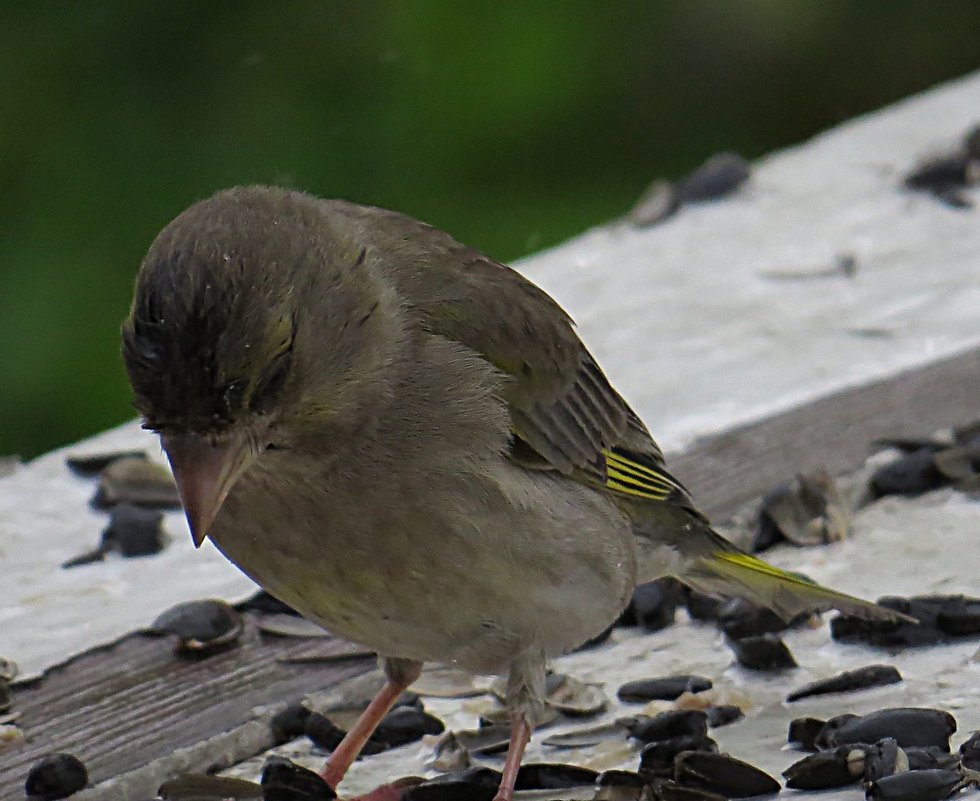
left=402, top=767, right=501, bottom=801
left=786, top=664, right=902, bottom=702
left=817, top=708, right=956, bottom=752
left=674, top=751, right=779, bottom=797
left=617, top=675, right=712, bottom=702
left=729, top=633, right=796, bottom=671
left=25, top=753, right=88, bottom=800
left=260, top=756, right=335, bottom=801
left=783, top=745, right=869, bottom=790
left=149, top=599, right=243, bottom=653
left=865, top=768, right=963, bottom=801
left=370, top=705, right=444, bottom=747
left=514, top=762, right=598, bottom=790
left=624, top=710, right=708, bottom=744
left=270, top=703, right=312, bottom=744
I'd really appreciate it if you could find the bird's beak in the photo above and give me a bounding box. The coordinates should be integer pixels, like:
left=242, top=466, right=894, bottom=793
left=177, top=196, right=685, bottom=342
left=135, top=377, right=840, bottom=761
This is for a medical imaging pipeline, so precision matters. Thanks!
left=161, top=430, right=255, bottom=548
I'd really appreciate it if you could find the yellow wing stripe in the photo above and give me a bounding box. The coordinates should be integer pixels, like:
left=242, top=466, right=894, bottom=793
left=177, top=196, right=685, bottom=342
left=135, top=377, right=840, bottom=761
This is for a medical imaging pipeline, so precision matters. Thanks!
left=606, top=478, right=671, bottom=500
left=606, top=468, right=672, bottom=500
left=600, top=446, right=678, bottom=500
left=711, top=552, right=820, bottom=587
left=605, top=450, right=676, bottom=484
left=605, top=457, right=674, bottom=492
left=603, top=450, right=679, bottom=490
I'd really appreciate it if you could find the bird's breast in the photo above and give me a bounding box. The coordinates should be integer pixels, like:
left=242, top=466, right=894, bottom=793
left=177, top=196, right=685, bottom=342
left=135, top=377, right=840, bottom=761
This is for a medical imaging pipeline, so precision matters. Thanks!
left=209, top=452, right=638, bottom=674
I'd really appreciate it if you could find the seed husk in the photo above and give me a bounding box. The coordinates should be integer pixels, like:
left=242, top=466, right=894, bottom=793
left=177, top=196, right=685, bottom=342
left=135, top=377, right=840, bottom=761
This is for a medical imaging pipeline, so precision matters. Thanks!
left=594, top=770, right=648, bottom=801
left=25, top=753, right=88, bottom=800
left=303, top=711, right=353, bottom=753
left=717, top=599, right=800, bottom=639
left=149, top=599, right=244, bottom=653
left=862, top=738, right=908, bottom=782
left=786, top=664, right=902, bottom=702
left=729, top=633, right=797, bottom=671
left=545, top=673, right=607, bottom=716
left=870, top=449, right=948, bottom=498
left=158, top=773, right=264, bottom=799
left=617, top=675, right=712, bottom=703
left=479, top=703, right=557, bottom=729
left=453, top=724, right=512, bottom=755
left=754, top=470, right=849, bottom=550
left=428, top=731, right=471, bottom=773
left=677, top=153, right=751, bottom=203
left=705, top=705, right=743, bottom=728
left=91, top=455, right=181, bottom=509
left=371, top=704, right=445, bottom=747
left=865, top=768, right=964, bottom=801
left=402, top=767, right=501, bottom=801
left=625, top=710, right=708, bottom=744
left=629, top=180, right=680, bottom=227
left=960, top=731, right=980, bottom=770
left=906, top=746, right=960, bottom=771
left=618, top=579, right=681, bottom=632
left=817, top=707, right=957, bottom=752
left=783, top=745, right=870, bottom=790
left=413, top=666, right=492, bottom=698
left=260, top=756, right=336, bottom=801
left=788, top=716, right=828, bottom=751
left=270, top=703, right=312, bottom=744
left=541, top=720, right=628, bottom=749
left=639, top=736, right=718, bottom=778
left=66, top=449, right=148, bottom=477
left=674, top=751, right=780, bottom=798
left=514, top=763, right=598, bottom=791
left=654, top=781, right=727, bottom=801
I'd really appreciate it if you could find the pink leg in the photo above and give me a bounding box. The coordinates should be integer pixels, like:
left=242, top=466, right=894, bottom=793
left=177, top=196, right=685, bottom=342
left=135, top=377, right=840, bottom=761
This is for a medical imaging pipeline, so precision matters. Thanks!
left=493, top=712, right=533, bottom=801
left=319, top=659, right=421, bottom=793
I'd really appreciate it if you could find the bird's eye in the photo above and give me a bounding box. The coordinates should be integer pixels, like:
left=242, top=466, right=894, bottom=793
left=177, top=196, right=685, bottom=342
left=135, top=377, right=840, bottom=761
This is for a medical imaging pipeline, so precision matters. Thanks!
left=250, top=353, right=292, bottom=413
left=217, top=379, right=246, bottom=420
left=220, top=379, right=247, bottom=418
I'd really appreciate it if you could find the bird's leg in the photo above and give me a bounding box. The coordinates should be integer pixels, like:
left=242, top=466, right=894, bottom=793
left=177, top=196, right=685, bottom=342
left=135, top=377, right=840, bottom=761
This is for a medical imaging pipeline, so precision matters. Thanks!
left=319, top=657, right=422, bottom=792
left=494, top=711, right=533, bottom=801
left=493, top=650, right=546, bottom=801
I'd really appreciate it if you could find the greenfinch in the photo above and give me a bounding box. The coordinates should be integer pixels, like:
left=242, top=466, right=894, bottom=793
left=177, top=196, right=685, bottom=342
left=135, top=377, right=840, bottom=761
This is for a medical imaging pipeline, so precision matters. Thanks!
left=123, top=186, right=904, bottom=801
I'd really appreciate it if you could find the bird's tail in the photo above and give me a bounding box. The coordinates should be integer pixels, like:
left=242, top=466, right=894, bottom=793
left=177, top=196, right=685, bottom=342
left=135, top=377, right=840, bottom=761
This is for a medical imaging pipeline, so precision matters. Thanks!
left=680, top=524, right=913, bottom=623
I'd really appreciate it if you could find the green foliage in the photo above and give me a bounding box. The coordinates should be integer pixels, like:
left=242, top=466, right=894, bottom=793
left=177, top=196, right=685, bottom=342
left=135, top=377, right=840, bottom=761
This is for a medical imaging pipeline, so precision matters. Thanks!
left=1, top=0, right=978, bottom=458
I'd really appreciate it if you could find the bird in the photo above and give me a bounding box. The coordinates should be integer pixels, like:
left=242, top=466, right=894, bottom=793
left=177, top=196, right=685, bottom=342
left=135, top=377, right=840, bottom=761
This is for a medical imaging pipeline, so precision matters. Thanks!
left=122, top=185, right=906, bottom=801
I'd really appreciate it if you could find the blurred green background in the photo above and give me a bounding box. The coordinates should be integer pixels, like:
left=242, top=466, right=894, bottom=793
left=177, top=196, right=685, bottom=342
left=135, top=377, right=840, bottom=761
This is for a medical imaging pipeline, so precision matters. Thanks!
left=2, top=1, right=978, bottom=459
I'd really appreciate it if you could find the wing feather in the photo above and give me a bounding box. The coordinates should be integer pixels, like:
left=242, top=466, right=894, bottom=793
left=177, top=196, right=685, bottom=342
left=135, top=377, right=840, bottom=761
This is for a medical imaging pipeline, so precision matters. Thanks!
left=327, top=199, right=689, bottom=510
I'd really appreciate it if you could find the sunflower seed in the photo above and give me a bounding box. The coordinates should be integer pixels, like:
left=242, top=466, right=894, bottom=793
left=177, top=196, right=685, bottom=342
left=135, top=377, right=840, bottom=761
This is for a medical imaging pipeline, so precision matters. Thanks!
left=25, top=753, right=88, bottom=801
left=149, top=599, right=243, bottom=653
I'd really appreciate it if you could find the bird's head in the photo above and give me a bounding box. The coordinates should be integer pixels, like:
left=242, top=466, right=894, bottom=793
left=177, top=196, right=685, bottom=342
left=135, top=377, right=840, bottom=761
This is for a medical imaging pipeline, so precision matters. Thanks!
left=122, top=186, right=403, bottom=546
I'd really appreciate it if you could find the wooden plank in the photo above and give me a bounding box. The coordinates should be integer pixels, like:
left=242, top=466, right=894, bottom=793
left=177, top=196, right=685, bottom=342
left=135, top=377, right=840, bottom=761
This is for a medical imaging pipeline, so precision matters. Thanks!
left=0, top=627, right=375, bottom=801
left=1, top=344, right=976, bottom=801
left=670, top=345, right=980, bottom=521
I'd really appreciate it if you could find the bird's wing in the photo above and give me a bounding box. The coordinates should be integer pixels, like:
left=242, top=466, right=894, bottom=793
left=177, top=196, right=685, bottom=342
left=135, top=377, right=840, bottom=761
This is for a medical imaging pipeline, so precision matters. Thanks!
left=343, top=201, right=696, bottom=511
left=424, top=258, right=697, bottom=511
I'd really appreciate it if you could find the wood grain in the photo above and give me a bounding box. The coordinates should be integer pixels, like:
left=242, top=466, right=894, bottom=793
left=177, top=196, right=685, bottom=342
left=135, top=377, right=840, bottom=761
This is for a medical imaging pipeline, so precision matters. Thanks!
left=0, top=627, right=375, bottom=801
left=670, top=345, right=980, bottom=521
